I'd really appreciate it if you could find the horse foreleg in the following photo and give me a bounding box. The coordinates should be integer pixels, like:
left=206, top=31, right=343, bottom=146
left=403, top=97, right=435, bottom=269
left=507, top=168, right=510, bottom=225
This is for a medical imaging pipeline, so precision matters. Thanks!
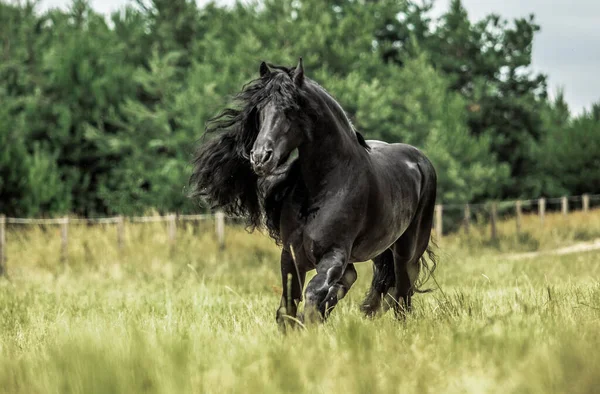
left=321, top=263, right=357, bottom=316
left=304, top=248, right=351, bottom=322
left=276, top=249, right=306, bottom=330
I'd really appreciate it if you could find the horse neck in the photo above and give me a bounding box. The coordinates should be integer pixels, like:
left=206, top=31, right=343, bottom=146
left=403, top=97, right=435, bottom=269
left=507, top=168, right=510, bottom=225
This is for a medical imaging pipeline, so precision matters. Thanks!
left=297, top=92, right=367, bottom=196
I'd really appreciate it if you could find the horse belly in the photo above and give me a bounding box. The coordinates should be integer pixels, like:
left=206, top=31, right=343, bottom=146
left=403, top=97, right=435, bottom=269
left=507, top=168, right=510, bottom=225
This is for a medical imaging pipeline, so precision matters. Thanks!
left=349, top=218, right=412, bottom=262
left=350, top=171, right=421, bottom=261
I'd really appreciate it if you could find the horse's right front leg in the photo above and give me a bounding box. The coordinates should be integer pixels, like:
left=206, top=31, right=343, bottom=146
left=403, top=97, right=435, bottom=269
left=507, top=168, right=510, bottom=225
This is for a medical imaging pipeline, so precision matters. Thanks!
left=303, top=248, right=350, bottom=323
left=276, top=249, right=306, bottom=330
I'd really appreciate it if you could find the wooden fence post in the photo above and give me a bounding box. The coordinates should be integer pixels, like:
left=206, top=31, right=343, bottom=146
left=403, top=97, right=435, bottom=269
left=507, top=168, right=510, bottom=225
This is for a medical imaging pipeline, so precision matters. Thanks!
left=463, top=204, right=470, bottom=234
left=539, top=198, right=546, bottom=225
left=215, top=210, right=225, bottom=250
left=60, top=216, right=69, bottom=263
left=117, top=216, right=124, bottom=250
left=167, top=214, right=177, bottom=244
left=434, top=204, right=443, bottom=238
left=582, top=194, right=590, bottom=212
left=0, top=215, right=6, bottom=276
left=490, top=202, right=497, bottom=241
left=561, top=196, right=568, bottom=216
left=516, top=200, right=522, bottom=234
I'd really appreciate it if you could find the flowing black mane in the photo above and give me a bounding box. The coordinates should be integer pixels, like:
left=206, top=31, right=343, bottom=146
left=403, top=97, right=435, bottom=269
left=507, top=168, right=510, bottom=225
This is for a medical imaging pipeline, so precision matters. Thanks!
left=189, top=63, right=369, bottom=241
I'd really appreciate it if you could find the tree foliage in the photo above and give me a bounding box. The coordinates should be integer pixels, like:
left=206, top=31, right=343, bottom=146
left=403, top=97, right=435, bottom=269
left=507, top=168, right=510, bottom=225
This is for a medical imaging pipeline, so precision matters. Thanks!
left=0, top=0, right=595, bottom=216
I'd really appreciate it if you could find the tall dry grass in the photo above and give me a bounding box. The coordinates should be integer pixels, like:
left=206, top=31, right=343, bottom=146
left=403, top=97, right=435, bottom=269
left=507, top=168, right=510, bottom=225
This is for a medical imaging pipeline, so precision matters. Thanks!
left=0, top=210, right=598, bottom=393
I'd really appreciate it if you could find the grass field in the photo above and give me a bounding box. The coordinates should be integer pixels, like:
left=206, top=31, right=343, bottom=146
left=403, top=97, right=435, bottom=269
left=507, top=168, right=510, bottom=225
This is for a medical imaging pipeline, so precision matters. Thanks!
left=1, top=210, right=599, bottom=393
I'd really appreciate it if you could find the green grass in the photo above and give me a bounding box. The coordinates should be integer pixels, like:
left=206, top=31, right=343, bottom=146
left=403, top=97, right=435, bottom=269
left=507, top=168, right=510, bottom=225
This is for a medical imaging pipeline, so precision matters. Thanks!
left=0, top=213, right=599, bottom=394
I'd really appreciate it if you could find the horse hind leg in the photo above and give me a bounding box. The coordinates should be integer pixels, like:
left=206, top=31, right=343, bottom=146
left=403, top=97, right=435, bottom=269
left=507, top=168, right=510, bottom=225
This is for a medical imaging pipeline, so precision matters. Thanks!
left=360, top=249, right=395, bottom=317
left=391, top=246, right=420, bottom=317
left=391, top=172, right=437, bottom=318
left=391, top=216, right=435, bottom=318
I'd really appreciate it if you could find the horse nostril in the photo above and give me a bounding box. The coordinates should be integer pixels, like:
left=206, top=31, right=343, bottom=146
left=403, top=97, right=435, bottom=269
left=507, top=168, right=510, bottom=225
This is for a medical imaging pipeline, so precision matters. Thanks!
left=263, top=149, right=273, bottom=164
left=251, top=148, right=273, bottom=168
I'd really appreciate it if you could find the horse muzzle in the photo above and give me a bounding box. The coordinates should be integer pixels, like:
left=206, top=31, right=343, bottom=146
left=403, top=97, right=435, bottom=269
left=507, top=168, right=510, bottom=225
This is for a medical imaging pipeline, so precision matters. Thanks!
left=250, top=147, right=275, bottom=176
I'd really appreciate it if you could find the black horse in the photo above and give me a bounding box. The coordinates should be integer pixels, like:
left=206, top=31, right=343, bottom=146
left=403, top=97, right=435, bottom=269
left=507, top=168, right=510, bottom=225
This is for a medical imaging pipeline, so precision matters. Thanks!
left=190, top=59, right=437, bottom=326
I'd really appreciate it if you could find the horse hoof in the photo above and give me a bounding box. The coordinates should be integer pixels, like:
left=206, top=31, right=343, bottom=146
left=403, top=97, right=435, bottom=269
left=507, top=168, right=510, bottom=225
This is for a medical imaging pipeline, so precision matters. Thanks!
left=277, top=312, right=306, bottom=332
left=303, top=307, right=325, bottom=325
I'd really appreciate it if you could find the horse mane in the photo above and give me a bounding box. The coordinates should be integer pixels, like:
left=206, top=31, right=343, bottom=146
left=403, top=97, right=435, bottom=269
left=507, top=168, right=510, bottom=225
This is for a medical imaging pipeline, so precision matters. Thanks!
left=189, top=62, right=369, bottom=241
left=188, top=78, right=265, bottom=233
left=302, top=78, right=371, bottom=151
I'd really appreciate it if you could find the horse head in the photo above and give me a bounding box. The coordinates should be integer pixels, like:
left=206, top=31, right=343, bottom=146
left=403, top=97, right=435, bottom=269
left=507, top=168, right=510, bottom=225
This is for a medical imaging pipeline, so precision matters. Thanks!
left=250, top=58, right=309, bottom=176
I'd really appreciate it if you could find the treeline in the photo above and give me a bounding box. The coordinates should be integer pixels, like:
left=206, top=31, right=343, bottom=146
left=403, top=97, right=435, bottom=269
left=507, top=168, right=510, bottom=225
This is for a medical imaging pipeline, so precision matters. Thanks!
left=1, top=0, right=599, bottom=217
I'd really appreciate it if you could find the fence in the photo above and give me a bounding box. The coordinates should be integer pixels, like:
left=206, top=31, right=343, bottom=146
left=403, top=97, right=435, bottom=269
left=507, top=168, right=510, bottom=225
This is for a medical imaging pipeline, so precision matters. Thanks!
left=433, top=193, right=600, bottom=240
left=0, top=211, right=229, bottom=276
left=0, top=193, right=599, bottom=276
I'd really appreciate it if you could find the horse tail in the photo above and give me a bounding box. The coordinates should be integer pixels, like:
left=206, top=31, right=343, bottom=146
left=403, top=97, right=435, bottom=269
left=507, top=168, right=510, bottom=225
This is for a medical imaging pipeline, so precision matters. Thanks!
left=412, top=155, right=438, bottom=294
left=413, top=238, right=438, bottom=294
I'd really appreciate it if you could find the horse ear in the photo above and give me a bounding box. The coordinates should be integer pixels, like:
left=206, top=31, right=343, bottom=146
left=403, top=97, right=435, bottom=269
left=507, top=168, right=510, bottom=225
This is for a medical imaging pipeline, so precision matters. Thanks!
left=293, top=57, right=304, bottom=87
left=259, top=61, right=271, bottom=77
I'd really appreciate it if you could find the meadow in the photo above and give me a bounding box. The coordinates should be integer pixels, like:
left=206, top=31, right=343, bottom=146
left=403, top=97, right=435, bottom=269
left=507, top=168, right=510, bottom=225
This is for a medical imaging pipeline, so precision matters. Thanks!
left=0, top=210, right=599, bottom=394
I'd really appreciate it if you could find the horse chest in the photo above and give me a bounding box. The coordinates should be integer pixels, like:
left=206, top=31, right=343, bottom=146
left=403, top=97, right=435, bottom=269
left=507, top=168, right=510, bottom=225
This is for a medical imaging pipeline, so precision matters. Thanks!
left=290, top=218, right=326, bottom=268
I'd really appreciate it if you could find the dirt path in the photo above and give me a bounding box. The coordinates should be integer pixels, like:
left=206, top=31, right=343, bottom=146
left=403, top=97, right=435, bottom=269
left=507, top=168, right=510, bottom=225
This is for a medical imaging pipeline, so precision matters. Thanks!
left=506, top=238, right=600, bottom=260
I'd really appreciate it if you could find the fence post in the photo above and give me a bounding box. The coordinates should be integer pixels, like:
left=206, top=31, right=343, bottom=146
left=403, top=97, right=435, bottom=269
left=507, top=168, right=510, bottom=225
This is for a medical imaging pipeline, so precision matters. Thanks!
left=60, top=216, right=69, bottom=263
left=434, top=204, right=443, bottom=239
left=167, top=214, right=177, bottom=244
left=215, top=210, right=225, bottom=250
left=561, top=196, right=568, bottom=216
left=582, top=194, right=590, bottom=212
left=516, top=200, right=522, bottom=234
left=490, top=202, right=498, bottom=241
left=0, top=215, right=5, bottom=276
left=117, top=216, right=125, bottom=250
left=539, top=198, right=546, bottom=225
left=463, top=204, right=470, bottom=234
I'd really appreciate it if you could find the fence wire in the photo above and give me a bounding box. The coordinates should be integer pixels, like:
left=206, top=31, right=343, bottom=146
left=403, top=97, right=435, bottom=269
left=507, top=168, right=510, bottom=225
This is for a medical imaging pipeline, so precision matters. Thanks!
left=0, top=193, right=599, bottom=275
left=2, top=193, right=599, bottom=225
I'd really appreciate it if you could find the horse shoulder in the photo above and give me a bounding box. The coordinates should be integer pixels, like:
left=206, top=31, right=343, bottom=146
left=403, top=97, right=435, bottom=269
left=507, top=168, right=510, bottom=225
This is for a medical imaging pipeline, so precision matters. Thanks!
left=301, top=175, right=368, bottom=264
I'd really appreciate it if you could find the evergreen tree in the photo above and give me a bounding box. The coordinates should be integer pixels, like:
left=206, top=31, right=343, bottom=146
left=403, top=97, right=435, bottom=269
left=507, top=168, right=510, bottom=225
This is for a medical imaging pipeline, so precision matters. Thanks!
left=374, top=0, right=548, bottom=198
left=536, top=100, right=600, bottom=196
left=323, top=54, right=508, bottom=203
left=0, top=0, right=593, bottom=218
left=95, top=51, right=194, bottom=214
